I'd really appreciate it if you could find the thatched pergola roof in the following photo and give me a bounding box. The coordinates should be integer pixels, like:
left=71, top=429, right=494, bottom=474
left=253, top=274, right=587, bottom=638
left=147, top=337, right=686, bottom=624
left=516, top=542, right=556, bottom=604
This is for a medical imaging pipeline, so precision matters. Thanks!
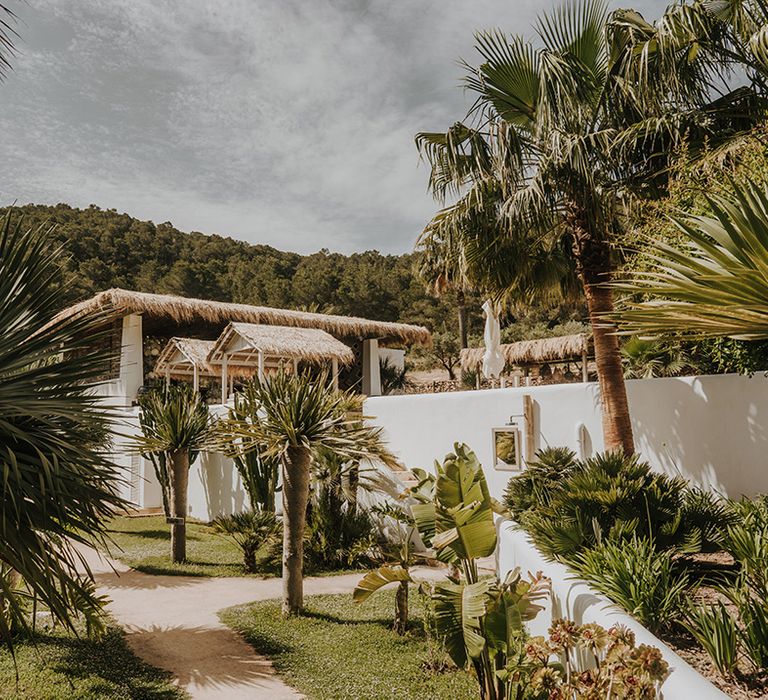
left=154, top=338, right=218, bottom=378
left=460, top=333, right=591, bottom=371
left=56, top=288, right=431, bottom=345
left=208, top=322, right=356, bottom=366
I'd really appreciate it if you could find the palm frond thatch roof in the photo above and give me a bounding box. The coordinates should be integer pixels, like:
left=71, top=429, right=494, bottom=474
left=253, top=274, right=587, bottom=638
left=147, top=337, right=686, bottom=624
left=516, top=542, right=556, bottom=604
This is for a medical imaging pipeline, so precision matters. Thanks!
left=56, top=288, right=431, bottom=345
left=460, top=333, right=591, bottom=370
left=209, top=322, right=356, bottom=366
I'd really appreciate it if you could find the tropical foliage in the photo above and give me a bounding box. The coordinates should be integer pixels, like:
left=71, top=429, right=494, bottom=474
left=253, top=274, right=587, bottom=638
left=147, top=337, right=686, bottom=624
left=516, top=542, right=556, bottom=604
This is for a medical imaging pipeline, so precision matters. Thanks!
left=413, top=0, right=765, bottom=452
left=0, top=211, right=125, bottom=646
left=616, top=181, right=768, bottom=340
left=218, top=372, right=396, bottom=615
left=211, top=511, right=281, bottom=574
left=135, top=384, right=213, bottom=563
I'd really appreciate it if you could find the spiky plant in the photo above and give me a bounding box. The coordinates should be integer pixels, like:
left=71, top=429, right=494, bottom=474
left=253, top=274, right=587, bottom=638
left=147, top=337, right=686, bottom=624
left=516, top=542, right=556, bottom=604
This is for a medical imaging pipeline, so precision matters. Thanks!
left=616, top=181, right=768, bottom=340
left=211, top=510, right=280, bottom=574
left=217, top=372, right=397, bottom=616
left=0, top=211, right=126, bottom=646
left=135, top=384, right=213, bottom=563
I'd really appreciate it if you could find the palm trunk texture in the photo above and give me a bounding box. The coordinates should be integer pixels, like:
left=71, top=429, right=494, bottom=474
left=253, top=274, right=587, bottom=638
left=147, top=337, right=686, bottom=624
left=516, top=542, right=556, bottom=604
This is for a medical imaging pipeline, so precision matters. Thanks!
left=281, top=445, right=311, bottom=616
left=169, top=448, right=189, bottom=563
left=569, top=205, right=635, bottom=455
left=457, top=289, right=468, bottom=349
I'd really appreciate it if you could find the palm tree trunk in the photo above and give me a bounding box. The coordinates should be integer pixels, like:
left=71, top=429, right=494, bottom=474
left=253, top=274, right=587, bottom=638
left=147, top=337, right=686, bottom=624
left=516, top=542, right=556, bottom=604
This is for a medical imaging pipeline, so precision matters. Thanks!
left=281, top=444, right=311, bottom=616
left=169, top=448, right=189, bottom=563
left=568, top=206, right=635, bottom=455
left=457, top=289, right=468, bottom=349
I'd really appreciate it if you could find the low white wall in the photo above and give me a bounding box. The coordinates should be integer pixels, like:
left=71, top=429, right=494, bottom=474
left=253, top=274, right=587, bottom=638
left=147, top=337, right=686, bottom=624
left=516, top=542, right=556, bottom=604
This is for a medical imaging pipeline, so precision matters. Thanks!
left=497, top=520, right=727, bottom=698
left=365, top=373, right=768, bottom=499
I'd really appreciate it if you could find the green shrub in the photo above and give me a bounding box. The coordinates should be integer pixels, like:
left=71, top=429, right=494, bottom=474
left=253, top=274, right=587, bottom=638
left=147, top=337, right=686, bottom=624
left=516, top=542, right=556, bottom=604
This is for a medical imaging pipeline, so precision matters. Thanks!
left=517, top=451, right=688, bottom=558
left=678, top=488, right=735, bottom=553
left=570, top=537, right=689, bottom=633
left=211, top=510, right=281, bottom=573
left=684, top=603, right=739, bottom=677
left=503, top=447, right=578, bottom=519
left=304, top=499, right=376, bottom=572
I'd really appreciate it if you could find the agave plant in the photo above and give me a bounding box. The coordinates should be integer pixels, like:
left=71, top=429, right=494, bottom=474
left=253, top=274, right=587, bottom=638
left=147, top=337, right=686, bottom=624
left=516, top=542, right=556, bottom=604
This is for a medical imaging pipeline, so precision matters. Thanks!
left=218, top=372, right=397, bottom=616
left=135, top=384, right=213, bottom=563
left=0, top=211, right=126, bottom=646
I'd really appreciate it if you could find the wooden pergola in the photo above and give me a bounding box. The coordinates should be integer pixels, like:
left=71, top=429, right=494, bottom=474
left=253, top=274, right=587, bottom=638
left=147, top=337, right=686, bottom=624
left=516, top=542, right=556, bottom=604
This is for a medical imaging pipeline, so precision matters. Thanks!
left=207, top=322, right=356, bottom=402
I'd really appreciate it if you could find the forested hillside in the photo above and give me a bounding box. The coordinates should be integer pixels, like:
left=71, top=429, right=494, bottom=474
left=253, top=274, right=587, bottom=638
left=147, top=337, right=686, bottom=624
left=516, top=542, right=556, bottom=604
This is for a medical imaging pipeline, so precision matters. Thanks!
left=4, top=203, right=471, bottom=334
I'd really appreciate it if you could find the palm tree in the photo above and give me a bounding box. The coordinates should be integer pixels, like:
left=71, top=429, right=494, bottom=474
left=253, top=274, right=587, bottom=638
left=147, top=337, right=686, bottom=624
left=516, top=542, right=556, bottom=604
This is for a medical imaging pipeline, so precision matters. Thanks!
left=415, top=0, right=761, bottom=454
left=136, top=384, right=212, bottom=563
left=615, top=180, right=768, bottom=340
left=219, top=372, right=397, bottom=616
left=0, top=211, right=126, bottom=645
left=0, top=4, right=19, bottom=81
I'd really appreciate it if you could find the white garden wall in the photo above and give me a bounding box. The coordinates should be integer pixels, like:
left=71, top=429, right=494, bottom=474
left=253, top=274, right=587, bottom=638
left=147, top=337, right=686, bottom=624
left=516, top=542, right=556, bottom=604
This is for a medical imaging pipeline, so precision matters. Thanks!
left=496, top=520, right=728, bottom=699
left=365, top=373, right=768, bottom=500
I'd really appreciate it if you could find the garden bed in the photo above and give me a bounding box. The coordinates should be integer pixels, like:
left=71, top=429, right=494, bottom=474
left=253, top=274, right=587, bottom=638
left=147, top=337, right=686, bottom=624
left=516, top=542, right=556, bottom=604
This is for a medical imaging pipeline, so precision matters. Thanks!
left=220, top=588, right=477, bottom=700
left=0, top=622, right=186, bottom=700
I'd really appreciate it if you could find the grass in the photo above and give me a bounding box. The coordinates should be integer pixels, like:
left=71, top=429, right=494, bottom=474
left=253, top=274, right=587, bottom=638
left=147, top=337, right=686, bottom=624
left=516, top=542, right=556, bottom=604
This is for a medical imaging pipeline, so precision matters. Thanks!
left=105, top=515, right=365, bottom=579
left=0, top=622, right=186, bottom=700
left=221, top=589, right=477, bottom=700
left=105, top=515, right=252, bottom=577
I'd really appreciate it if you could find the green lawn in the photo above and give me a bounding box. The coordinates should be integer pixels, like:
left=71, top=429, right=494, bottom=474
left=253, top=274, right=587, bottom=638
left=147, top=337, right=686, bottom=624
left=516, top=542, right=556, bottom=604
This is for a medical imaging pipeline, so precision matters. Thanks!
left=0, top=623, right=186, bottom=700
left=105, top=515, right=253, bottom=577
left=221, top=589, right=478, bottom=700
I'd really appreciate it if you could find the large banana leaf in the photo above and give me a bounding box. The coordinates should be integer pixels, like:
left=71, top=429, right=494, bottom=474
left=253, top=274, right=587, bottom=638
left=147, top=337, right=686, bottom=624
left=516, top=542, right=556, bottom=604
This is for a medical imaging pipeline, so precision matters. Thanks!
left=431, top=578, right=491, bottom=667
left=433, top=444, right=497, bottom=560
left=353, top=565, right=412, bottom=603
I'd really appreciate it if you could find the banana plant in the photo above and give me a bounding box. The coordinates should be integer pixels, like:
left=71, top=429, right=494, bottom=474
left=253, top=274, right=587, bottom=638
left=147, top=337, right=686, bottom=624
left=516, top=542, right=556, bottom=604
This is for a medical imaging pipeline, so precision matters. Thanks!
left=355, top=444, right=549, bottom=699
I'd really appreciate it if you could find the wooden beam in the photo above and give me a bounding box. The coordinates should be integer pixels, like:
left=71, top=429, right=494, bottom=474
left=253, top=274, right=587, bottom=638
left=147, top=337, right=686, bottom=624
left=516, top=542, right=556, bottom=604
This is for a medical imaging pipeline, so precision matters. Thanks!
left=523, top=394, right=535, bottom=463
left=221, top=353, right=229, bottom=404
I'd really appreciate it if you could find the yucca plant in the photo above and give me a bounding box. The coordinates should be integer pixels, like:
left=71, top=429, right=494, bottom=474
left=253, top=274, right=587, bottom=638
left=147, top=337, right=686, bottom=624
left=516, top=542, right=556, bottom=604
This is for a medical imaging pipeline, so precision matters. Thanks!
left=684, top=602, right=740, bottom=677
left=570, top=536, right=690, bottom=633
left=0, top=211, right=126, bottom=646
left=135, top=384, right=213, bottom=563
left=228, top=384, right=280, bottom=512
left=217, top=372, right=397, bottom=616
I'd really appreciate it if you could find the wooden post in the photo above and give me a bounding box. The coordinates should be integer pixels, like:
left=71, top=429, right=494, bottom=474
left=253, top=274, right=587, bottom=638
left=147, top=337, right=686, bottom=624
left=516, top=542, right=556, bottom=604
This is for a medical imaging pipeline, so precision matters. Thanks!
left=258, top=350, right=265, bottom=383
left=193, top=365, right=199, bottom=393
left=165, top=368, right=170, bottom=389
left=332, top=357, right=339, bottom=390
left=523, top=394, right=535, bottom=463
left=221, top=353, right=229, bottom=404
left=293, top=358, right=298, bottom=375
left=582, top=348, right=589, bottom=382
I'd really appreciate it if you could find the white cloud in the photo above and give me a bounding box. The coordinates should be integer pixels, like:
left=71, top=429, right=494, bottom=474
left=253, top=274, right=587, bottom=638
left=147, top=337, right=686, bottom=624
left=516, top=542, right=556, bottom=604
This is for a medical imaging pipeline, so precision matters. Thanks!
left=0, top=0, right=668, bottom=254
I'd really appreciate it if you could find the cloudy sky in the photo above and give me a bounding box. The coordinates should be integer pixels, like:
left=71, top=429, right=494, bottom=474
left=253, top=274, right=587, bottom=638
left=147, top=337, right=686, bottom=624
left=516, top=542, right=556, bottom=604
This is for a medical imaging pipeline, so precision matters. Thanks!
left=1, top=0, right=665, bottom=254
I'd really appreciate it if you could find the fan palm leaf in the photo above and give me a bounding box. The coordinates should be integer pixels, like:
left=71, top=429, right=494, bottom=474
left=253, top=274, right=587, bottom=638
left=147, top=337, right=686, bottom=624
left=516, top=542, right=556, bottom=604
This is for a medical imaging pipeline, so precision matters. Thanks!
left=0, top=211, right=126, bottom=647
left=615, top=180, right=768, bottom=339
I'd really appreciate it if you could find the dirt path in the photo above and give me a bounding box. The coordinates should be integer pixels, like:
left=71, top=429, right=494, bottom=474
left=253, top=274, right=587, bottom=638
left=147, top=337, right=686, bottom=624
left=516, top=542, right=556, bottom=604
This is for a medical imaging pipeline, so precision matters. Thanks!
left=80, top=547, right=356, bottom=699
left=81, top=547, right=443, bottom=700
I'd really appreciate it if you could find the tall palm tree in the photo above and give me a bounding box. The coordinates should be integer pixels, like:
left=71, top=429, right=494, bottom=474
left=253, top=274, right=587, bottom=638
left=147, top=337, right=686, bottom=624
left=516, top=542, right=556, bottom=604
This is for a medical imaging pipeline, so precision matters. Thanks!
left=0, top=211, right=126, bottom=645
left=219, top=372, right=396, bottom=616
left=416, top=0, right=760, bottom=454
left=136, top=384, right=212, bottom=563
left=615, top=180, right=768, bottom=340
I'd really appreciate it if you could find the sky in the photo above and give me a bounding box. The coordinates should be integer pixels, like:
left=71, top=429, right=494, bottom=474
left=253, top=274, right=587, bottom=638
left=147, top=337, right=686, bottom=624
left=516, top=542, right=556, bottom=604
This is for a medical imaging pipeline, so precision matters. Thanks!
left=0, top=0, right=666, bottom=255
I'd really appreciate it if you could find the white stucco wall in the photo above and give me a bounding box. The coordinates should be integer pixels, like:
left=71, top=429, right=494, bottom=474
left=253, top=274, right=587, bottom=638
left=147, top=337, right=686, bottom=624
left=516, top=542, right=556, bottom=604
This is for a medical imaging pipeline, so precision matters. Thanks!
left=364, top=373, right=768, bottom=499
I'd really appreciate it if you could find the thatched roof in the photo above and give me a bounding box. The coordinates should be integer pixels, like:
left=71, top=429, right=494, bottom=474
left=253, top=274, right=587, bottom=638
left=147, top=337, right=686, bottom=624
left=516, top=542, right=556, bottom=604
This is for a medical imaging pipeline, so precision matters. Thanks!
left=460, top=333, right=591, bottom=370
left=155, top=337, right=217, bottom=376
left=208, top=322, right=356, bottom=366
left=57, top=288, right=430, bottom=345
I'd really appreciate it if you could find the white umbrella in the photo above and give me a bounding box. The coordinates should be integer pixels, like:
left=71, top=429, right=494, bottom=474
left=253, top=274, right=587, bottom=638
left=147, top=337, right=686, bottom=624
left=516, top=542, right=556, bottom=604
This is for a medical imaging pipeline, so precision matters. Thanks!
left=482, top=299, right=504, bottom=380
